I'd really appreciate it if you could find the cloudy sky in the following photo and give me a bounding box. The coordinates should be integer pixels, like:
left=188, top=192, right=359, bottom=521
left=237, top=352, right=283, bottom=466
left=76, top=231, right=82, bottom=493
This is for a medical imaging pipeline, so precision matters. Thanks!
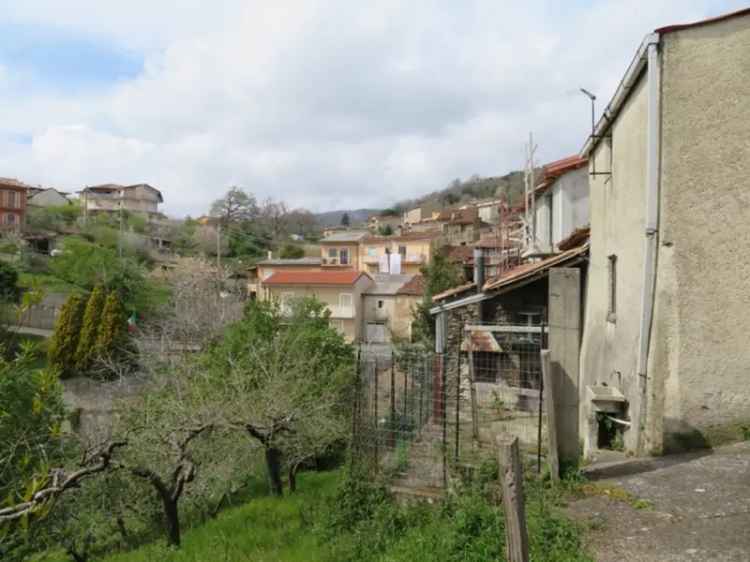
left=0, top=1, right=744, bottom=217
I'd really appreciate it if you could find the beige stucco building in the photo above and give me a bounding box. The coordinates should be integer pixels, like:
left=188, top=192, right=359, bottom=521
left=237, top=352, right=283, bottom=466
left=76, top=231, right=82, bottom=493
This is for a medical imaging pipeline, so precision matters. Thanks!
left=359, top=232, right=438, bottom=276
left=262, top=270, right=372, bottom=342
left=579, top=9, right=750, bottom=457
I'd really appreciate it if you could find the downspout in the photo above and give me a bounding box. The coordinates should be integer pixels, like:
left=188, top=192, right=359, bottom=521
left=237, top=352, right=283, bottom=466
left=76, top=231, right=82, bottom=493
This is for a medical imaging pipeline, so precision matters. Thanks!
left=636, top=36, right=662, bottom=453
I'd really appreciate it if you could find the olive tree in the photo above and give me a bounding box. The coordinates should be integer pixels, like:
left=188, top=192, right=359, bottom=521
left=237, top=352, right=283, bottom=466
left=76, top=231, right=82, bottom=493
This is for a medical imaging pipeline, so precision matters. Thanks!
left=207, top=298, right=355, bottom=496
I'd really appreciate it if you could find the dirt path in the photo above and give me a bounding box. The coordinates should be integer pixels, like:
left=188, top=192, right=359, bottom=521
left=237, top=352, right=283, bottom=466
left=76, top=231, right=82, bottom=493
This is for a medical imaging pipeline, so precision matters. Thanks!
left=567, top=442, right=750, bottom=562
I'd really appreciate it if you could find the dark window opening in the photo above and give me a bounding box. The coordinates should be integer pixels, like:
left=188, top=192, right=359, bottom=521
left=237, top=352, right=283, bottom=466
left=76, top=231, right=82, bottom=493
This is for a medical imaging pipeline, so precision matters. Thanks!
left=607, top=254, right=617, bottom=322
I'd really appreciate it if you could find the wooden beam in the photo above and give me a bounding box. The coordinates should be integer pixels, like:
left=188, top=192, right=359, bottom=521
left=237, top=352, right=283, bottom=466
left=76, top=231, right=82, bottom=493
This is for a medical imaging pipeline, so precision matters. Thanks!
left=497, top=435, right=529, bottom=562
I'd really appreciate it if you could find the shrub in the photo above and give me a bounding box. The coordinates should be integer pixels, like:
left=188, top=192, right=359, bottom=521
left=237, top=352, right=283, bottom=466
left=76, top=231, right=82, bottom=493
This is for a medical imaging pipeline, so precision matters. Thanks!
left=279, top=244, right=305, bottom=259
left=48, top=294, right=85, bottom=378
left=94, top=291, right=128, bottom=361
left=75, top=286, right=105, bottom=372
left=0, top=261, right=19, bottom=302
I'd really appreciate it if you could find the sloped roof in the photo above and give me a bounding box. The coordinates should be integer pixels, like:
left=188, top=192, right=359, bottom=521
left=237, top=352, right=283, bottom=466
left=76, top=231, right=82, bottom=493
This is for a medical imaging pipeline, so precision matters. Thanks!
left=482, top=244, right=589, bottom=291
left=0, top=177, right=33, bottom=190
left=321, top=231, right=368, bottom=243
left=366, top=274, right=415, bottom=296
left=557, top=227, right=590, bottom=252
left=433, top=243, right=589, bottom=302
left=534, top=155, right=588, bottom=197
left=256, top=257, right=321, bottom=266
left=264, top=270, right=370, bottom=286
left=655, top=7, right=750, bottom=34
left=397, top=275, right=425, bottom=296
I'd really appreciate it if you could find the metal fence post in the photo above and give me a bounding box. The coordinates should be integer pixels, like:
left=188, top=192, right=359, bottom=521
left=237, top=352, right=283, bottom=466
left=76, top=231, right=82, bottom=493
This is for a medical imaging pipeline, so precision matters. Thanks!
left=374, top=356, right=379, bottom=471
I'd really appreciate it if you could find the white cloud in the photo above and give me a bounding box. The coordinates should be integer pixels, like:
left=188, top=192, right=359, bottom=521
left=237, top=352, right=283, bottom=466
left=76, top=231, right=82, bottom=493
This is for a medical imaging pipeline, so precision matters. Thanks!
left=0, top=0, right=746, bottom=216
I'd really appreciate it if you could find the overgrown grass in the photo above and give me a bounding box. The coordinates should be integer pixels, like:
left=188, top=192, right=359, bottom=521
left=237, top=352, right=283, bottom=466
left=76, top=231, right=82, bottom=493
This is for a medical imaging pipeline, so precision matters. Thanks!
left=34, top=465, right=591, bottom=562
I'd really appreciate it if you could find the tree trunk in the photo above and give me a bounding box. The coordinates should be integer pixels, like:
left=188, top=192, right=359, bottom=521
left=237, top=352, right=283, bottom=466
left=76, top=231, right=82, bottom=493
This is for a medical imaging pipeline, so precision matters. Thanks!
left=161, top=495, right=181, bottom=547
left=288, top=462, right=299, bottom=493
left=265, top=446, right=284, bottom=496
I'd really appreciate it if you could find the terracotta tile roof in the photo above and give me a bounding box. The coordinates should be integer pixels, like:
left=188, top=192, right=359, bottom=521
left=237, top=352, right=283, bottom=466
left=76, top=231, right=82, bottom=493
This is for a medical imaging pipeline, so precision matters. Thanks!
left=445, top=245, right=473, bottom=263
left=0, top=177, right=33, bottom=190
left=655, top=7, right=750, bottom=34
left=557, top=227, right=590, bottom=252
left=264, top=270, right=370, bottom=286
left=397, top=275, right=425, bottom=296
left=533, top=155, right=588, bottom=197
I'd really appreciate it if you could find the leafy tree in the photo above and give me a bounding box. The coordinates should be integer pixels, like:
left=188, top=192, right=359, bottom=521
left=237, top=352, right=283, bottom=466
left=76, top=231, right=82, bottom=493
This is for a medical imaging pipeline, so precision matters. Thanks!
left=207, top=298, right=354, bottom=496
left=0, top=262, right=19, bottom=302
left=279, top=244, right=305, bottom=259
left=210, top=187, right=258, bottom=225
left=378, top=224, right=394, bottom=236
left=48, top=294, right=86, bottom=378
left=412, top=251, right=463, bottom=343
left=340, top=212, right=350, bottom=226
left=0, top=343, right=65, bottom=501
left=75, top=287, right=106, bottom=372
left=172, top=218, right=199, bottom=256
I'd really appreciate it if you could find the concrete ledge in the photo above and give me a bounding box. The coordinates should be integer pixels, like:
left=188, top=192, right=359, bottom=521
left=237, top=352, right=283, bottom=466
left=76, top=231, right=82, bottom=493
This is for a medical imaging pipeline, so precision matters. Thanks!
left=581, top=457, right=660, bottom=480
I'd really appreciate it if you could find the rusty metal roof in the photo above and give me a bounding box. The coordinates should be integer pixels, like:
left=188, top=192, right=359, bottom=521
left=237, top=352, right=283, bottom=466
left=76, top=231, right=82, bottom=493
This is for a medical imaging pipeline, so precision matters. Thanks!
left=461, top=330, right=503, bottom=353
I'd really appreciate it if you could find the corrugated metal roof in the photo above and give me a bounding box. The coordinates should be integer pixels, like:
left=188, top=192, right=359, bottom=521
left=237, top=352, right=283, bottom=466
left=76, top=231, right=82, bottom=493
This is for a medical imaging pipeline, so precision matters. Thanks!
left=264, top=270, right=370, bottom=286
left=432, top=281, right=476, bottom=301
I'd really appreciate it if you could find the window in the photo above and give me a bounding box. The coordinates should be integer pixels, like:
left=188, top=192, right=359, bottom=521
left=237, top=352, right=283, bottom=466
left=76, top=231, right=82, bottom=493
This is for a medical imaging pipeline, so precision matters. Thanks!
left=339, top=248, right=349, bottom=265
left=367, top=247, right=377, bottom=257
left=7, top=191, right=16, bottom=209
left=328, top=248, right=337, bottom=258
left=339, top=293, right=353, bottom=308
left=6, top=213, right=15, bottom=225
left=377, top=300, right=384, bottom=309
left=607, top=254, right=617, bottom=322
left=398, top=245, right=407, bottom=257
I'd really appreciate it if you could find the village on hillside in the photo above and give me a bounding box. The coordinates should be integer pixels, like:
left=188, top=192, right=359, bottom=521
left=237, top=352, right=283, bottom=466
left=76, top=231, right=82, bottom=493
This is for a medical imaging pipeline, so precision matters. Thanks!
left=1, top=6, right=749, bottom=562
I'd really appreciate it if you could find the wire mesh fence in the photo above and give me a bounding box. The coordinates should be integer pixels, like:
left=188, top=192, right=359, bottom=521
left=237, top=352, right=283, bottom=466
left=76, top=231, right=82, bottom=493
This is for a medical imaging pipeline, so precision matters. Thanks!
left=352, top=323, right=548, bottom=492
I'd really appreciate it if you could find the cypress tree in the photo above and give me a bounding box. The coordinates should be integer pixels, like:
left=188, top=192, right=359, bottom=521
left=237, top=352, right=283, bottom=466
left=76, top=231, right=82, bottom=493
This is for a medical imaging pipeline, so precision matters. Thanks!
left=75, top=285, right=105, bottom=371
left=95, top=291, right=128, bottom=361
left=48, top=294, right=85, bottom=378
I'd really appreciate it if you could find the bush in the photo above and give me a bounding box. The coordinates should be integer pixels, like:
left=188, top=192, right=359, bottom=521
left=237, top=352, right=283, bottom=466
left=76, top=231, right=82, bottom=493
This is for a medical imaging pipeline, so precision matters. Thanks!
left=0, top=261, right=19, bottom=302
left=279, top=244, right=305, bottom=259
left=75, top=286, right=106, bottom=372
left=48, top=294, right=85, bottom=378
left=94, top=291, right=129, bottom=362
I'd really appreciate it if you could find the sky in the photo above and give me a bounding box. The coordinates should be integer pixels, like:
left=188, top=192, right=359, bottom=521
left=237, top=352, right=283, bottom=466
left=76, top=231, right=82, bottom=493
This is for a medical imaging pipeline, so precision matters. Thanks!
left=0, top=0, right=745, bottom=217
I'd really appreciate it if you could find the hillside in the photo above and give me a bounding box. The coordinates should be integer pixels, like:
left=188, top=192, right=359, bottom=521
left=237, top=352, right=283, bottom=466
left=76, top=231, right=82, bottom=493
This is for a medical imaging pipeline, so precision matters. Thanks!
left=313, top=208, right=378, bottom=227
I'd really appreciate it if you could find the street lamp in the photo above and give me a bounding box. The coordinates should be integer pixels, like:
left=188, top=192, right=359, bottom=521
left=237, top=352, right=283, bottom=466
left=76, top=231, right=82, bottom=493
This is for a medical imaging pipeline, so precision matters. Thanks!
left=579, top=88, right=596, bottom=136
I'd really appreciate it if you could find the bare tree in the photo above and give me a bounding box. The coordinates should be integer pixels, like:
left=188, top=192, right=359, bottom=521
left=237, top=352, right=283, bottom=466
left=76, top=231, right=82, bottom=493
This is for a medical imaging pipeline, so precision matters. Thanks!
left=258, top=198, right=290, bottom=241
left=210, top=187, right=258, bottom=225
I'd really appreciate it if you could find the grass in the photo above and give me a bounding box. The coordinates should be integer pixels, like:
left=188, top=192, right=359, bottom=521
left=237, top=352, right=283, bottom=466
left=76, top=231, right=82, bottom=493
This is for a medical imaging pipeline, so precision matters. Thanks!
left=32, top=466, right=593, bottom=562
left=36, top=471, right=339, bottom=562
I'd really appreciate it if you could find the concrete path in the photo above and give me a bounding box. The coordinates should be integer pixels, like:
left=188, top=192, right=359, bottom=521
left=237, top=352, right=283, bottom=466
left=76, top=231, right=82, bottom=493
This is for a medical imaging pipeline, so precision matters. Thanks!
left=567, top=442, right=750, bottom=562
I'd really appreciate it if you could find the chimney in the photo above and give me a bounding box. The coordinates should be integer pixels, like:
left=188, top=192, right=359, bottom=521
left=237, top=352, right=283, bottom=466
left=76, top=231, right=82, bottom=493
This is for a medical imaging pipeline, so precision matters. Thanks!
left=267, top=251, right=273, bottom=260
left=473, top=248, right=485, bottom=292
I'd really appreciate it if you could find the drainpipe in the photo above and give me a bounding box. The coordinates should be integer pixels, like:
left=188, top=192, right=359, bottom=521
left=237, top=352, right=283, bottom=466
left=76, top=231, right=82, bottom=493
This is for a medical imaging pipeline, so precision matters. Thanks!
left=473, top=248, right=485, bottom=293
left=636, top=36, right=661, bottom=453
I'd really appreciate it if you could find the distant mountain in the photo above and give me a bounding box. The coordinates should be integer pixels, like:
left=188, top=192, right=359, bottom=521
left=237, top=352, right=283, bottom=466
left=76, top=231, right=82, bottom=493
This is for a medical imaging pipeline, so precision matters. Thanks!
left=314, top=208, right=379, bottom=227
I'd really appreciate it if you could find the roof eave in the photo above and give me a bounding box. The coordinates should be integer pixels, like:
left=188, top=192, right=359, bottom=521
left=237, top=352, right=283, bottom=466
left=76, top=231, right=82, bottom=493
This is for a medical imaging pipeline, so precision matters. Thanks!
left=580, top=32, right=660, bottom=157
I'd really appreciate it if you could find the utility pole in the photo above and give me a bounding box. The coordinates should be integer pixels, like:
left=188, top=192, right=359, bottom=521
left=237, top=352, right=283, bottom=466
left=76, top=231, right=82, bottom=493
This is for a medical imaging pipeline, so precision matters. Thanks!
left=216, top=223, right=221, bottom=270
left=523, top=132, right=538, bottom=253
left=118, top=188, right=124, bottom=259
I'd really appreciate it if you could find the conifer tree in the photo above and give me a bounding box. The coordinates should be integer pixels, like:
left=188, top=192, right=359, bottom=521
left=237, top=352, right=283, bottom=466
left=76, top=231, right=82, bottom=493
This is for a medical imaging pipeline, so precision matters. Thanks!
left=94, top=291, right=128, bottom=362
left=48, top=294, right=85, bottom=377
left=75, top=285, right=105, bottom=371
